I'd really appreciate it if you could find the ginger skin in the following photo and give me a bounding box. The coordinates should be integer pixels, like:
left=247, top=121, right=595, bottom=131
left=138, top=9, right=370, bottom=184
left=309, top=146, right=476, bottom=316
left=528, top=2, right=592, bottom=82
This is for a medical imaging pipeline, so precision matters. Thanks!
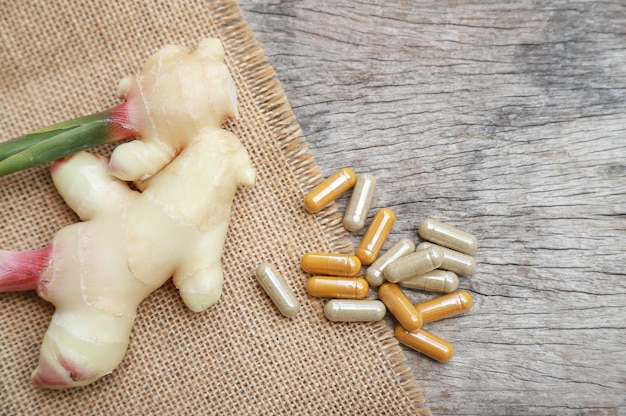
left=110, top=38, right=240, bottom=181
left=0, top=39, right=255, bottom=388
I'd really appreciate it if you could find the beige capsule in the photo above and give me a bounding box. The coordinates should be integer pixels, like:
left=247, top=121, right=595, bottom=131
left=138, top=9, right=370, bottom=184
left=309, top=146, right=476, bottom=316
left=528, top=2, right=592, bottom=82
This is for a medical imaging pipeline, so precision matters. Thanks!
left=383, top=245, right=444, bottom=283
left=255, top=263, right=300, bottom=318
left=324, top=299, right=387, bottom=322
left=343, top=173, right=376, bottom=232
left=399, top=270, right=459, bottom=293
left=417, top=242, right=476, bottom=276
left=418, top=218, right=477, bottom=255
left=365, top=238, right=416, bottom=287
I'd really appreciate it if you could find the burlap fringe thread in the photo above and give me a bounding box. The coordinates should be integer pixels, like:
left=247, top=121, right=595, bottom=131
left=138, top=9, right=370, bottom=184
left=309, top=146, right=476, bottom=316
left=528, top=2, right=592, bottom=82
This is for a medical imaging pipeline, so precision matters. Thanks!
left=0, top=0, right=430, bottom=414
left=213, top=3, right=428, bottom=409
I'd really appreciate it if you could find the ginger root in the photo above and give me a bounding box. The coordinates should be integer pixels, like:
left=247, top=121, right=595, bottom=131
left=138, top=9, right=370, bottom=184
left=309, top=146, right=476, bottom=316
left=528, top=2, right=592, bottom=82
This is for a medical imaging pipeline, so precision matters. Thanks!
left=0, top=39, right=255, bottom=388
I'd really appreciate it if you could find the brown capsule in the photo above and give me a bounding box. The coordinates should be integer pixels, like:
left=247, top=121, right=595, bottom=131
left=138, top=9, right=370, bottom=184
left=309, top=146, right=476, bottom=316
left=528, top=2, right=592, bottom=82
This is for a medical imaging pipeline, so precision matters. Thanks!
left=365, top=238, right=416, bottom=287
left=416, top=242, right=476, bottom=276
left=356, top=208, right=396, bottom=265
left=399, top=270, right=459, bottom=293
left=304, top=168, right=356, bottom=213
left=414, top=290, right=473, bottom=324
left=301, top=252, right=361, bottom=277
left=395, top=326, right=454, bottom=362
left=378, top=282, right=422, bottom=331
left=418, top=218, right=477, bottom=254
left=306, top=276, right=369, bottom=299
left=383, top=246, right=444, bottom=283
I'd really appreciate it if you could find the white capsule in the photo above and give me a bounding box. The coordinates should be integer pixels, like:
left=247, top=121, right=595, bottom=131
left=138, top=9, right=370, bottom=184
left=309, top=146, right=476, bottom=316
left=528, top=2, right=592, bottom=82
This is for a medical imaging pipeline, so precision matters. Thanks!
left=343, top=173, right=376, bottom=232
left=418, top=218, right=477, bottom=254
left=384, top=246, right=444, bottom=283
left=324, top=299, right=387, bottom=322
left=399, top=270, right=459, bottom=293
left=417, top=242, right=476, bottom=276
left=365, top=238, right=415, bottom=286
left=255, top=263, right=300, bottom=318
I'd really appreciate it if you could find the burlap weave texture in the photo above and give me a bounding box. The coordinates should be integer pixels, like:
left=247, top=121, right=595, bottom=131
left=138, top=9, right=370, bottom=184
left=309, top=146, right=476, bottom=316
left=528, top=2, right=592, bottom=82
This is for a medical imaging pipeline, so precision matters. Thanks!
left=0, top=1, right=429, bottom=414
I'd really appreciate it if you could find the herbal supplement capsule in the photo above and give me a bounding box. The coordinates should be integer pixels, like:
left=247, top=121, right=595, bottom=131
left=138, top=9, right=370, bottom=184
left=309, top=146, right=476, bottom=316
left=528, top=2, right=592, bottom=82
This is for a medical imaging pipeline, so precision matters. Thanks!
left=356, top=208, right=396, bottom=265
left=378, top=283, right=422, bottom=331
left=418, top=218, right=477, bottom=254
left=324, top=299, right=386, bottom=322
left=417, top=242, right=476, bottom=275
left=395, top=326, right=454, bottom=362
left=414, top=290, right=473, bottom=323
left=365, top=238, right=416, bottom=287
left=255, top=263, right=300, bottom=318
left=304, top=168, right=356, bottom=213
left=383, top=245, right=444, bottom=283
left=306, top=276, right=369, bottom=299
left=399, top=270, right=459, bottom=293
left=301, top=252, right=361, bottom=277
left=343, top=173, right=376, bottom=232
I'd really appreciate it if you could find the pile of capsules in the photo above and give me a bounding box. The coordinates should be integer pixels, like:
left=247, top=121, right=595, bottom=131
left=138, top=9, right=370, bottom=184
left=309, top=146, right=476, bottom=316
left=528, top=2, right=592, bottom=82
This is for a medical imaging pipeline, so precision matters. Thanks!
left=255, top=168, right=477, bottom=362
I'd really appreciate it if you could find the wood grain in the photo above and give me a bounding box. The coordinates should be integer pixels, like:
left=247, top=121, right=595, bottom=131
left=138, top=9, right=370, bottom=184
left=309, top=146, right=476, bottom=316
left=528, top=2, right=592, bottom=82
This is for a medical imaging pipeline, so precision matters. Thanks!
left=238, top=1, right=626, bottom=414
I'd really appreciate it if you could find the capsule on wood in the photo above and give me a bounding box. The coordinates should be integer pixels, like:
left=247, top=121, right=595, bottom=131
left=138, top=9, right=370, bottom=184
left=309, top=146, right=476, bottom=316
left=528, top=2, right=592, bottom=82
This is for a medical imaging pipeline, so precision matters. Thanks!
left=324, top=299, right=386, bottom=322
left=418, top=218, right=477, bottom=255
left=343, top=173, right=376, bottom=232
left=304, top=168, right=356, bottom=213
left=306, top=276, right=369, bottom=299
left=383, top=245, right=444, bottom=283
left=356, top=208, right=396, bottom=265
left=395, top=326, right=454, bottom=362
left=378, top=282, right=422, bottom=331
left=255, top=263, right=300, bottom=318
left=399, top=270, right=459, bottom=293
left=416, top=242, right=476, bottom=276
left=414, top=290, right=473, bottom=323
left=301, top=252, right=361, bottom=277
left=365, top=238, right=415, bottom=287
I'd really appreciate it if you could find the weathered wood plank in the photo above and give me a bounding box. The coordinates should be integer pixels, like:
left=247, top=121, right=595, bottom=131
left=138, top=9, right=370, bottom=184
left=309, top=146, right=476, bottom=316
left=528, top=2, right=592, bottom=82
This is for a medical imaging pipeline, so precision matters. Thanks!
left=239, top=0, right=626, bottom=414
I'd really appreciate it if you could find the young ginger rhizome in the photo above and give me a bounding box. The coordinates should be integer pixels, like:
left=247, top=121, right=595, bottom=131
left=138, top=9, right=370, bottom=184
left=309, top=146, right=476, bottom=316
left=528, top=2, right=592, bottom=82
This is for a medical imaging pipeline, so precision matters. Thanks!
left=0, top=39, right=255, bottom=388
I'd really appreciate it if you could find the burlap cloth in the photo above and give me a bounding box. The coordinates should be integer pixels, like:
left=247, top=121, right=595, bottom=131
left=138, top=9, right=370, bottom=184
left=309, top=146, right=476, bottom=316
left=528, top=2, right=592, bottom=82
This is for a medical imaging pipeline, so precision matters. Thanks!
left=0, top=1, right=430, bottom=414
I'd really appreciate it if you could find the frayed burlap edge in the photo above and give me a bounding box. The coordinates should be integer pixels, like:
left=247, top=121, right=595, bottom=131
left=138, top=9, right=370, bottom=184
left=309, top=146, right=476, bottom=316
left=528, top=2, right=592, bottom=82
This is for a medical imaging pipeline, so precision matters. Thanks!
left=210, top=2, right=430, bottom=412
left=0, top=1, right=429, bottom=414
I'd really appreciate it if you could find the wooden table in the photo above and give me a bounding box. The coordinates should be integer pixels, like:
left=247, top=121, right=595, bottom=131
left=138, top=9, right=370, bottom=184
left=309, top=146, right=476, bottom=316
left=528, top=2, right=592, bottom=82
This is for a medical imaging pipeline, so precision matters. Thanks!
left=238, top=1, right=626, bottom=414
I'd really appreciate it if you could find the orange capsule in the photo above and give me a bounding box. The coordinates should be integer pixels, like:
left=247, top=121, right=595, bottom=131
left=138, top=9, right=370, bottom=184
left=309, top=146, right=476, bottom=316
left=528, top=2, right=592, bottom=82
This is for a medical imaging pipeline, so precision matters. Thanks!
left=306, top=276, right=369, bottom=299
left=395, top=326, right=454, bottom=362
left=356, top=208, right=396, bottom=265
left=304, top=168, right=356, bottom=213
left=301, top=252, right=361, bottom=277
left=414, top=290, right=473, bottom=324
left=378, top=282, right=422, bottom=331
